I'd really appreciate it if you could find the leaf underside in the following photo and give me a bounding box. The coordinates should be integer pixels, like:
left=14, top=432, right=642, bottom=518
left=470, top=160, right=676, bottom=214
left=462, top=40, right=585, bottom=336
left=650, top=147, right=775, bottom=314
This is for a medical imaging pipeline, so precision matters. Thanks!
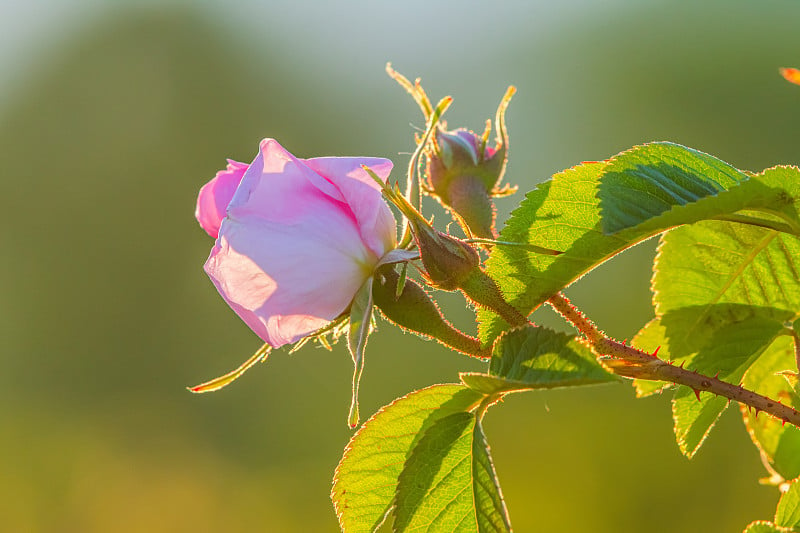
left=741, top=335, right=800, bottom=481
left=651, top=217, right=800, bottom=458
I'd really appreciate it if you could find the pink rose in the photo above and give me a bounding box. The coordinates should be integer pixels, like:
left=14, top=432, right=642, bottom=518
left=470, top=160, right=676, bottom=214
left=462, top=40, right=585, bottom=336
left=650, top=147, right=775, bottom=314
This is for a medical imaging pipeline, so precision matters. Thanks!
left=197, top=139, right=396, bottom=348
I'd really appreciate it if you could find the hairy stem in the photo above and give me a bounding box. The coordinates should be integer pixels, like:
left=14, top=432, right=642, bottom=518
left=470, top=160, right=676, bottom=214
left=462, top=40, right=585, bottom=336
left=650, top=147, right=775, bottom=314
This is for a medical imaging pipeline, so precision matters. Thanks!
left=373, top=266, right=491, bottom=359
left=547, top=292, right=800, bottom=429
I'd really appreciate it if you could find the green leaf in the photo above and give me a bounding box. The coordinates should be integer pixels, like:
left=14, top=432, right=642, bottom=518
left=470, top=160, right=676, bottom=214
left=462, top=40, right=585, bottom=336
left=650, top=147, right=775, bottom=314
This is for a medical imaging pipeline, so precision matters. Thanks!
left=332, top=384, right=485, bottom=533
left=478, top=146, right=800, bottom=348
left=672, top=390, right=729, bottom=459
left=647, top=222, right=800, bottom=398
left=347, top=276, right=375, bottom=428
left=652, top=218, right=800, bottom=457
left=743, top=521, right=792, bottom=533
left=461, top=325, right=617, bottom=395
left=478, top=160, right=610, bottom=345
left=672, top=317, right=786, bottom=458
left=742, top=335, right=800, bottom=482
left=776, top=479, right=800, bottom=528
left=393, top=412, right=511, bottom=532
left=654, top=221, right=800, bottom=320
left=600, top=153, right=800, bottom=236
left=598, top=142, right=747, bottom=234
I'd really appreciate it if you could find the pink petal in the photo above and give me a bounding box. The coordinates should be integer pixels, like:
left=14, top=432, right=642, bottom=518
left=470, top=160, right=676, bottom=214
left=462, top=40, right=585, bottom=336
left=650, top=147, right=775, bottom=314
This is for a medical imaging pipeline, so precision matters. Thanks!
left=226, top=140, right=349, bottom=225
left=304, top=156, right=397, bottom=258
left=195, top=160, right=249, bottom=238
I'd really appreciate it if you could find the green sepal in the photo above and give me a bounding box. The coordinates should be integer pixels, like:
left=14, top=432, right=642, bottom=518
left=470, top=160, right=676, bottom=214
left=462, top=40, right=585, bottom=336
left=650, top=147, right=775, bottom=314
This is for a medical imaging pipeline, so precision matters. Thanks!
left=347, top=276, right=375, bottom=428
left=188, top=343, right=271, bottom=393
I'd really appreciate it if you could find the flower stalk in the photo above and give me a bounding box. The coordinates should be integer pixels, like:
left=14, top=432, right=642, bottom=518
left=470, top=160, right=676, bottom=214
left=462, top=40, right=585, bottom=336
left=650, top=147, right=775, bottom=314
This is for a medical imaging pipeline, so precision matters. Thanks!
left=372, top=265, right=489, bottom=358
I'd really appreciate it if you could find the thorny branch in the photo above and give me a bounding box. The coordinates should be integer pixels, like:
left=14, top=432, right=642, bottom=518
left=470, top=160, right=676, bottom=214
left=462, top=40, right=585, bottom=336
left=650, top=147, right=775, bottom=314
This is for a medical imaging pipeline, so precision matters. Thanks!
left=546, top=292, right=800, bottom=429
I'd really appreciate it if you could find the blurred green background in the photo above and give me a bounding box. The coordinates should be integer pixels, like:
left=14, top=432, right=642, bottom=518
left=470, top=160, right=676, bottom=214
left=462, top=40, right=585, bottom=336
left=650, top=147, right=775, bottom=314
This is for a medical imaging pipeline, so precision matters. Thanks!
left=2, top=1, right=800, bottom=531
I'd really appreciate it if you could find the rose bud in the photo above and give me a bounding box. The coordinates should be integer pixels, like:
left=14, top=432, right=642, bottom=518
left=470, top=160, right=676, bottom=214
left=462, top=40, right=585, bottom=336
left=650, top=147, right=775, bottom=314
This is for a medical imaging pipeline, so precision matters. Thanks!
left=425, top=87, right=517, bottom=239
left=386, top=65, right=517, bottom=239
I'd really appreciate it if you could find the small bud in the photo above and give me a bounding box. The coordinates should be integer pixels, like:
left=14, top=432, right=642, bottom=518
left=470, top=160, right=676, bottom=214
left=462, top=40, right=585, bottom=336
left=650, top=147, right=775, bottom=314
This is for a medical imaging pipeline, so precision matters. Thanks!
left=424, top=87, right=517, bottom=239
left=409, top=218, right=480, bottom=291
left=387, top=65, right=517, bottom=239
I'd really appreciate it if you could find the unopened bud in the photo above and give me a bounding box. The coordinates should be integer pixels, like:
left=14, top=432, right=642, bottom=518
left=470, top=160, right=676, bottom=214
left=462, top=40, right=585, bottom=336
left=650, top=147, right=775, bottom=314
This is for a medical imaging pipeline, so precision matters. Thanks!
left=425, top=87, right=517, bottom=239
left=409, top=219, right=480, bottom=291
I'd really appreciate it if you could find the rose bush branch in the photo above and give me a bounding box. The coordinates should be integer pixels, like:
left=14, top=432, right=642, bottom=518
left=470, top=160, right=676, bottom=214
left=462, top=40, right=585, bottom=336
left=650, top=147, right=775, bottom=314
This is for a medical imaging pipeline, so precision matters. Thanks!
left=191, top=66, right=800, bottom=532
left=547, top=292, right=800, bottom=428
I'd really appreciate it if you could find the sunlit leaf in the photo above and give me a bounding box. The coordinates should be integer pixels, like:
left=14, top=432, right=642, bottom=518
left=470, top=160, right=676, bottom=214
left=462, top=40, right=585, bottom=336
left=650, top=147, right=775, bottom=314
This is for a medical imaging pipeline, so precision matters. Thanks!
left=479, top=146, right=800, bottom=348
left=332, top=384, right=485, bottom=533
left=461, top=325, right=617, bottom=395
left=655, top=220, right=800, bottom=322
left=776, top=478, right=800, bottom=528
left=652, top=218, right=800, bottom=456
left=599, top=147, right=800, bottom=237
left=598, top=142, right=746, bottom=235
left=672, top=317, right=786, bottom=458
left=743, top=521, right=792, bottom=533
left=393, top=412, right=511, bottom=532
left=742, top=335, right=800, bottom=482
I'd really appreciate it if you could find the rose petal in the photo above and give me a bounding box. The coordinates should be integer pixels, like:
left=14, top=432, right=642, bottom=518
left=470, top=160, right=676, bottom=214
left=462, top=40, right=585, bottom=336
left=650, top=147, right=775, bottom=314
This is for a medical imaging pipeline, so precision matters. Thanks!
left=206, top=212, right=372, bottom=347
left=304, top=156, right=396, bottom=257
left=227, top=140, right=349, bottom=225
left=195, top=160, right=248, bottom=238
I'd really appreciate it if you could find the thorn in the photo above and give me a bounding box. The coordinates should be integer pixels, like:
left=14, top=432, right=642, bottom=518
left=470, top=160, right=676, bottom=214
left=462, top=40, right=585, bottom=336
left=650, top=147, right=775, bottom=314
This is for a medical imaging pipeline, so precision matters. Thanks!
left=754, top=409, right=761, bottom=418
left=622, top=339, right=628, bottom=346
left=783, top=419, right=788, bottom=426
left=712, top=371, right=720, bottom=380
left=652, top=346, right=661, bottom=357
left=679, top=361, right=686, bottom=369
left=692, top=388, right=702, bottom=401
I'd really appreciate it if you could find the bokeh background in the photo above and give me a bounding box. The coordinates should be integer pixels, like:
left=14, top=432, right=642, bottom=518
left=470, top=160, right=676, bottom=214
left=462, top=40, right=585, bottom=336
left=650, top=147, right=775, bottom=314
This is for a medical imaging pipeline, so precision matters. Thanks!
left=3, top=1, right=800, bottom=531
